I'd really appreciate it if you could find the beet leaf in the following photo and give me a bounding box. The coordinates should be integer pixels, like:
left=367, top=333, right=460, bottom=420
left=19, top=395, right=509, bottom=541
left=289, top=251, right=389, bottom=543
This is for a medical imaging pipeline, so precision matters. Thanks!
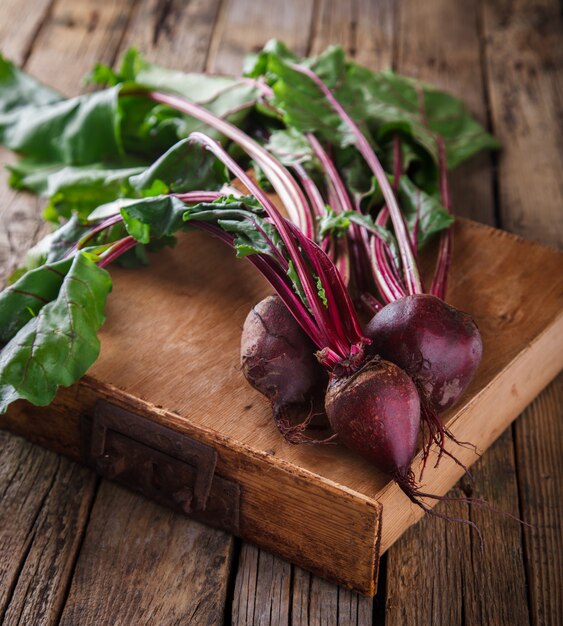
left=0, top=253, right=112, bottom=413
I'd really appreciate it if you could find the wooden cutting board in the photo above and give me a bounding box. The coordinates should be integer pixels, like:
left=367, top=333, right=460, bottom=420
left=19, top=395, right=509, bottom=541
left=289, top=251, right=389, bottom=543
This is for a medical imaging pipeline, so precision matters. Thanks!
left=2, top=217, right=562, bottom=595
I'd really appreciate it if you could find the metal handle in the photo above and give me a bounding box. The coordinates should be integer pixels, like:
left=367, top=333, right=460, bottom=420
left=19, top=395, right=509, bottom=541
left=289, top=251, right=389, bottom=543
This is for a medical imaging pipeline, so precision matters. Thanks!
left=81, top=400, right=241, bottom=533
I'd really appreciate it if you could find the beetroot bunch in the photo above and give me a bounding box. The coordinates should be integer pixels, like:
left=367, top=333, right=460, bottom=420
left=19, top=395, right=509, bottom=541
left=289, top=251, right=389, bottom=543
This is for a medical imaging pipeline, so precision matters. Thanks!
left=0, top=44, right=492, bottom=512
left=117, top=64, right=484, bottom=509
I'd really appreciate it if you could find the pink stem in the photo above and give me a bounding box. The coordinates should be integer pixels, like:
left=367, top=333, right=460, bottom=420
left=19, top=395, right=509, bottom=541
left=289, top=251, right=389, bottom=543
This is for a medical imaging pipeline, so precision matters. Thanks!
left=98, top=236, right=137, bottom=268
left=193, top=221, right=326, bottom=349
left=307, top=134, right=370, bottom=290
left=430, top=137, right=453, bottom=299
left=360, top=292, right=383, bottom=315
left=289, top=64, right=423, bottom=295
left=292, top=163, right=325, bottom=219
left=188, top=131, right=357, bottom=359
left=125, top=88, right=314, bottom=240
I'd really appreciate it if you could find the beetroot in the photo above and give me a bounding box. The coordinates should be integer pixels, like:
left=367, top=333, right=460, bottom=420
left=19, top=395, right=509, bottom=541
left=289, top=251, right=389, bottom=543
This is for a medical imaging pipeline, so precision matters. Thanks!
left=173, top=115, right=480, bottom=516
left=365, top=294, right=483, bottom=413
left=241, top=295, right=327, bottom=440
left=325, top=359, right=420, bottom=477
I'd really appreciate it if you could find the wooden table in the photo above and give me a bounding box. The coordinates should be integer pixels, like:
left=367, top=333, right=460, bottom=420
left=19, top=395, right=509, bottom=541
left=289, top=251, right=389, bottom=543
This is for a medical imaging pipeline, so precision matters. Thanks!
left=0, top=0, right=561, bottom=623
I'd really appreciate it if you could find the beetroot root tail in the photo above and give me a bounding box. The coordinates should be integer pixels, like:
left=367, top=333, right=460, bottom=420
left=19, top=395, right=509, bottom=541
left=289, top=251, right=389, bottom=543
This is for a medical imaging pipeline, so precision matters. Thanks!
left=394, top=468, right=485, bottom=548
left=417, top=389, right=473, bottom=481
left=272, top=403, right=337, bottom=445
left=393, top=468, right=534, bottom=549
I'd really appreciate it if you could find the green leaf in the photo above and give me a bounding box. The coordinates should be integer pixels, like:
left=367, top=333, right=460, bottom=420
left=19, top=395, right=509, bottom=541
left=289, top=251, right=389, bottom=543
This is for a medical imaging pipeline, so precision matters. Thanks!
left=129, top=137, right=229, bottom=193
left=397, top=177, right=455, bottom=247
left=287, top=260, right=307, bottom=307
left=0, top=54, right=61, bottom=114
left=315, top=275, right=328, bottom=307
left=45, top=215, right=99, bottom=262
left=9, top=136, right=229, bottom=222
left=183, top=196, right=282, bottom=259
left=0, top=86, right=123, bottom=165
left=9, top=160, right=145, bottom=221
left=0, top=253, right=112, bottom=413
left=0, top=258, right=73, bottom=343
left=346, top=67, right=499, bottom=168
left=119, top=195, right=189, bottom=244
left=247, top=41, right=498, bottom=172
left=318, top=207, right=395, bottom=246
left=107, top=49, right=261, bottom=154
left=108, top=48, right=260, bottom=107
left=317, top=208, right=351, bottom=238
left=265, top=128, right=314, bottom=166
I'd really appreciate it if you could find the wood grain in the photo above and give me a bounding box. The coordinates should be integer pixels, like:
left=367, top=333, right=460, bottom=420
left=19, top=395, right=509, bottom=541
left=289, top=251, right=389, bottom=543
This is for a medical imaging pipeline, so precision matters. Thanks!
left=0, top=432, right=96, bottom=626
left=207, top=0, right=315, bottom=75
left=0, top=0, right=55, bottom=66
left=385, top=1, right=529, bottom=624
left=59, top=481, right=233, bottom=625
left=121, top=0, right=222, bottom=69
left=0, top=0, right=142, bottom=623
left=482, top=0, right=563, bottom=247
left=0, top=0, right=561, bottom=620
left=292, top=568, right=374, bottom=626
left=25, top=0, right=137, bottom=97
left=232, top=545, right=291, bottom=625
left=514, top=375, right=563, bottom=626
left=482, top=1, right=563, bottom=624
left=3, top=0, right=563, bottom=599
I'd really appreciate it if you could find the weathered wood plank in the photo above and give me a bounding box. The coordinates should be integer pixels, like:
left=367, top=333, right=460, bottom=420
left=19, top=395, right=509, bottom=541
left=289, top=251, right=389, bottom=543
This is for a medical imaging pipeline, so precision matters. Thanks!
left=482, top=1, right=563, bottom=624
left=481, top=0, right=563, bottom=247
left=232, top=545, right=291, bottom=626
left=386, top=1, right=530, bottom=624
left=386, top=436, right=530, bottom=625
left=0, top=431, right=96, bottom=626
left=59, top=482, right=233, bottom=625
left=121, top=0, right=222, bottom=69
left=26, top=0, right=137, bottom=96
left=0, top=0, right=55, bottom=66
left=385, top=495, right=468, bottom=624
left=514, top=375, right=562, bottom=626
left=292, top=568, right=373, bottom=626
left=208, top=0, right=315, bottom=75
left=0, top=0, right=148, bottom=623
left=209, top=2, right=319, bottom=622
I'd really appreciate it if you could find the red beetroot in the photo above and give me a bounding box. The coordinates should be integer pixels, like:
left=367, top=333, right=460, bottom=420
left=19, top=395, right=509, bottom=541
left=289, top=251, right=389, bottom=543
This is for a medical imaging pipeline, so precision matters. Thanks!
left=365, top=294, right=483, bottom=413
left=325, top=359, right=420, bottom=477
left=241, top=295, right=327, bottom=441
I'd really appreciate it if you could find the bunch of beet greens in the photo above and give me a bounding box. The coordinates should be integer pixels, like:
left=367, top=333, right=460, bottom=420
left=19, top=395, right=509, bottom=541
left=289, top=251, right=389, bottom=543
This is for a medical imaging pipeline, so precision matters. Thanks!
left=0, top=42, right=498, bottom=511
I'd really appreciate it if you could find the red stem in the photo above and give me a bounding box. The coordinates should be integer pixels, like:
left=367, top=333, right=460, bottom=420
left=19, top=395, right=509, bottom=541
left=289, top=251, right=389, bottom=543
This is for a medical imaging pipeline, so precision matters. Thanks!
left=193, top=221, right=326, bottom=349
left=124, top=88, right=315, bottom=239
left=188, top=131, right=365, bottom=360
left=98, top=236, right=137, bottom=268
left=430, top=137, right=453, bottom=299
left=289, top=63, right=423, bottom=295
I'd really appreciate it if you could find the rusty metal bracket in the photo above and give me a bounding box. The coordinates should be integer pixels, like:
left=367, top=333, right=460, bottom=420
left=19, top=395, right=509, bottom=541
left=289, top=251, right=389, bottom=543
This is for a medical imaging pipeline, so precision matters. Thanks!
left=81, top=400, right=241, bottom=534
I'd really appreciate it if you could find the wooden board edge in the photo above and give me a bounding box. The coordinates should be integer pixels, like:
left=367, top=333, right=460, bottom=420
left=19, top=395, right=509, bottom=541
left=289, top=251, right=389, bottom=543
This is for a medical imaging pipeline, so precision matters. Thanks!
left=457, top=217, right=563, bottom=255
left=1, top=382, right=383, bottom=595
left=377, top=309, right=563, bottom=551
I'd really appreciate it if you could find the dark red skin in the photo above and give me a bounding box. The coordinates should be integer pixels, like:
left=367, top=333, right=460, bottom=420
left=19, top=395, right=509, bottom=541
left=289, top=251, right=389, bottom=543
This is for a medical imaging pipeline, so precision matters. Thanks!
left=325, top=359, right=420, bottom=476
left=241, top=294, right=326, bottom=415
left=365, top=294, right=483, bottom=413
